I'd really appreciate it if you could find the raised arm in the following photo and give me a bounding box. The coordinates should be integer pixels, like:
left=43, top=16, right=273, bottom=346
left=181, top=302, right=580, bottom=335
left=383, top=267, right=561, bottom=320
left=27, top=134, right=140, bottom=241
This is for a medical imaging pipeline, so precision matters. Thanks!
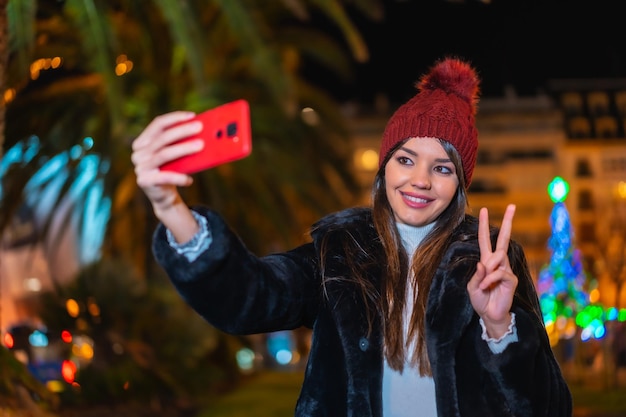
left=131, top=111, right=204, bottom=243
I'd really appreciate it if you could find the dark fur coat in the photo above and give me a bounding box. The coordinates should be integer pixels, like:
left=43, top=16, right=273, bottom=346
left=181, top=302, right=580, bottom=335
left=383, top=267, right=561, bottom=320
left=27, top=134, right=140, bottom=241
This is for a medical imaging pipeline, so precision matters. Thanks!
left=152, top=206, right=572, bottom=417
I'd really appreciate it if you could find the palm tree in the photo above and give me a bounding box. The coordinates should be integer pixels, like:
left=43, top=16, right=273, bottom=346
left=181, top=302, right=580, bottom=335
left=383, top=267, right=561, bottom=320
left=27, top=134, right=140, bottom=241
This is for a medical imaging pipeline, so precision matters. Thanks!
left=0, top=0, right=383, bottom=411
left=1, top=0, right=382, bottom=269
left=0, top=0, right=5, bottom=158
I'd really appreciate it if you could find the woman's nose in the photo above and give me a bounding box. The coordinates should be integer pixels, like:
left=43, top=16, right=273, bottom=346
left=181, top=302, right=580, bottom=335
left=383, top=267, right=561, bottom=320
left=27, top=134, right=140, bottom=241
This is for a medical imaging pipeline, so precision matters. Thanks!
left=411, top=166, right=431, bottom=189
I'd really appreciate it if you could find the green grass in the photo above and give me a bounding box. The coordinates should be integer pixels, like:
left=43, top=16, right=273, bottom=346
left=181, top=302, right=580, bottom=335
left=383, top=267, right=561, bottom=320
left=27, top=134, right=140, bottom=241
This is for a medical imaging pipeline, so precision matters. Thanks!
left=570, top=384, right=626, bottom=416
left=197, top=369, right=626, bottom=417
left=196, top=370, right=304, bottom=417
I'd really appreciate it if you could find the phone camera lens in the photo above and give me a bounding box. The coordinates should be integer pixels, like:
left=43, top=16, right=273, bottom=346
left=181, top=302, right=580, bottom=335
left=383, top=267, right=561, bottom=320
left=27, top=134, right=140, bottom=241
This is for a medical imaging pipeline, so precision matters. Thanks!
left=227, top=122, right=238, bottom=137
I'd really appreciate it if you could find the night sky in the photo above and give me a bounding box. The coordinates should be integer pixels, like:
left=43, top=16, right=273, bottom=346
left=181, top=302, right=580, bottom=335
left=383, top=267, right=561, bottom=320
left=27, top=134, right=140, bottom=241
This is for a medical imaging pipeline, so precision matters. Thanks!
left=319, top=0, right=626, bottom=105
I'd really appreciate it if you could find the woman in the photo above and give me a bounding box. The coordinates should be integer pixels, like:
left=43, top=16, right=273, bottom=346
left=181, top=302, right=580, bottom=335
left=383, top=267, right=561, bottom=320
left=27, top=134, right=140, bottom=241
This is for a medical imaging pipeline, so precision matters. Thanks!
left=131, top=57, right=572, bottom=416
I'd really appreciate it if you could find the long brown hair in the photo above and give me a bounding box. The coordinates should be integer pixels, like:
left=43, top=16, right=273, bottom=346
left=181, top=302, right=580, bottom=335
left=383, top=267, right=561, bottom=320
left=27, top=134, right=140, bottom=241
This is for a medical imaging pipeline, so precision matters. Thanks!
left=373, top=138, right=468, bottom=376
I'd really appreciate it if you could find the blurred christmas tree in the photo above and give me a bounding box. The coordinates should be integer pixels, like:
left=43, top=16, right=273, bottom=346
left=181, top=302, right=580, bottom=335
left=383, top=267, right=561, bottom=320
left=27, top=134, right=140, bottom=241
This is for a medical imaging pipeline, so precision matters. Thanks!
left=537, top=176, right=590, bottom=346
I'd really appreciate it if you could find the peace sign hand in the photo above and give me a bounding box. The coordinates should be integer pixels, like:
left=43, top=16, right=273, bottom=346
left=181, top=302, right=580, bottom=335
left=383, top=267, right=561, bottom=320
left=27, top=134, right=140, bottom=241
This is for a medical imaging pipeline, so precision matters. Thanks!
left=466, top=204, right=519, bottom=339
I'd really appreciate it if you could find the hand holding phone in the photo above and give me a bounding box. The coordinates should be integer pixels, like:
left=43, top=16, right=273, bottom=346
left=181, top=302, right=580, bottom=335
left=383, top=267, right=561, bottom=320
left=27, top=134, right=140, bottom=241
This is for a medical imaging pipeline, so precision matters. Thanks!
left=160, top=99, right=252, bottom=174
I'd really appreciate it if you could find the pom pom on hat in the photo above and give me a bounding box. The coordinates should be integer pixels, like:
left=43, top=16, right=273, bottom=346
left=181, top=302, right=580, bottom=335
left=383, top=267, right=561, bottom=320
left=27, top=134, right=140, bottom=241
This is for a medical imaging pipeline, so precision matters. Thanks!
left=379, top=57, right=481, bottom=186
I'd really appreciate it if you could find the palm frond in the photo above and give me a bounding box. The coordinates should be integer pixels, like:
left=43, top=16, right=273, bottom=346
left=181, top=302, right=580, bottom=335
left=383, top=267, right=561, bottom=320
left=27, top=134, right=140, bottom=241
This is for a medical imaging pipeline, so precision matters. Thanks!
left=214, top=0, right=296, bottom=110
left=151, top=0, right=208, bottom=91
left=3, top=0, right=383, bottom=269
left=64, top=0, right=125, bottom=135
left=7, top=0, right=36, bottom=73
left=279, top=26, right=355, bottom=82
left=346, top=0, right=385, bottom=21
left=308, top=0, right=370, bottom=62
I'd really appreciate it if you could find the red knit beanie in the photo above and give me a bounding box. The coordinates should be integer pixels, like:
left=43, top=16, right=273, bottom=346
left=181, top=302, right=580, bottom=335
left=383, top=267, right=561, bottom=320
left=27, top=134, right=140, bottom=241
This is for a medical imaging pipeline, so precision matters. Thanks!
left=379, top=57, right=481, bottom=186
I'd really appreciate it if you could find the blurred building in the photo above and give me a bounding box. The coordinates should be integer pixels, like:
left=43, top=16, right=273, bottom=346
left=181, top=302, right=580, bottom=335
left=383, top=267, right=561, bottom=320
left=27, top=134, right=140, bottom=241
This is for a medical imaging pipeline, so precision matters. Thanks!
left=549, top=80, right=626, bottom=311
left=347, top=82, right=626, bottom=310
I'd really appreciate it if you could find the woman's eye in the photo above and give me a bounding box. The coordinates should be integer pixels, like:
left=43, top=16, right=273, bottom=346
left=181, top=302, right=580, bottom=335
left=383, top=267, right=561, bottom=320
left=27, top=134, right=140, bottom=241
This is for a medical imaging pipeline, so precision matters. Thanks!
left=396, top=156, right=412, bottom=165
left=435, top=165, right=453, bottom=174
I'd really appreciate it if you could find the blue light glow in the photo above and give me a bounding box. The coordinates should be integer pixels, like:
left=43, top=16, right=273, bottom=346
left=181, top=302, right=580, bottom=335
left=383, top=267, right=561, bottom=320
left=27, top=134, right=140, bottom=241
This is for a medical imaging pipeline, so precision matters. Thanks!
left=266, top=331, right=295, bottom=366
left=0, top=136, right=42, bottom=197
left=236, top=348, right=256, bottom=371
left=69, top=144, right=83, bottom=160
left=80, top=179, right=110, bottom=263
left=5, top=136, right=112, bottom=269
left=82, top=137, right=94, bottom=150
left=538, top=197, right=590, bottom=343
left=29, top=330, right=48, bottom=347
left=25, top=161, right=69, bottom=220
left=275, top=349, right=293, bottom=365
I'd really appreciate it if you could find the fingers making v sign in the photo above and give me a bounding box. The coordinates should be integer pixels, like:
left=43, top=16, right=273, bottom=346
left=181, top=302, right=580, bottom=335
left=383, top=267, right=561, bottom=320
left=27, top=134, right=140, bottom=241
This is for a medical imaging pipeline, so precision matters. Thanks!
left=467, top=204, right=519, bottom=339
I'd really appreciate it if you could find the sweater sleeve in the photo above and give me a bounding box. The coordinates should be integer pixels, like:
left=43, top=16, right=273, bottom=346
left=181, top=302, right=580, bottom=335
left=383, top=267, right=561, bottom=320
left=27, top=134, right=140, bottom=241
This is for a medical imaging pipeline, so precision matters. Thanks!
left=166, top=210, right=212, bottom=262
left=480, top=312, right=519, bottom=354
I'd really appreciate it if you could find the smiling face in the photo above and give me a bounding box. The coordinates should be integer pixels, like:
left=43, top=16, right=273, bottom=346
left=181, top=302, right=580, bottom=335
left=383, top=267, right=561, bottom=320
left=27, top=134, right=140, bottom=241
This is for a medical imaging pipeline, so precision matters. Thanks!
left=384, top=137, right=460, bottom=227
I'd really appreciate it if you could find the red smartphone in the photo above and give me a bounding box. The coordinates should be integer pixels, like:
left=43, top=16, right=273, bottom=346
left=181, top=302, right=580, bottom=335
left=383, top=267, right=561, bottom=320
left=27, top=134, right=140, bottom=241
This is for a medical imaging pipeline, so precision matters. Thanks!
left=160, top=99, right=252, bottom=174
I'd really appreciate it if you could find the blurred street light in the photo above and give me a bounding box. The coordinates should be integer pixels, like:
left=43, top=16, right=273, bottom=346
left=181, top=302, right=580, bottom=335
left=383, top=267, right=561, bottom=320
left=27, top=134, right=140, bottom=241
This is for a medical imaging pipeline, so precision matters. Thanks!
left=606, top=232, right=626, bottom=311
